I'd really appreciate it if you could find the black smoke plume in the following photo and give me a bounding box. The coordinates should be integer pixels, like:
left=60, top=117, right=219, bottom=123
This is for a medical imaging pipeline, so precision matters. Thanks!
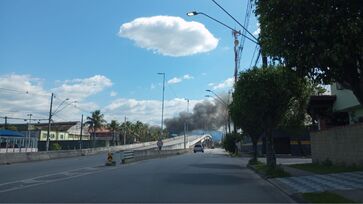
left=165, top=96, right=230, bottom=134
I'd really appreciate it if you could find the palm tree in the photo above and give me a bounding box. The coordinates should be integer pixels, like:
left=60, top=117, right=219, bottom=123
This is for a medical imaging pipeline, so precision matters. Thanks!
left=108, top=120, right=119, bottom=146
left=86, top=110, right=106, bottom=148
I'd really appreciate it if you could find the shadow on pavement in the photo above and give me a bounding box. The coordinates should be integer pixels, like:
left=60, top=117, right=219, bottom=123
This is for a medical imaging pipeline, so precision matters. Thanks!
left=190, top=163, right=244, bottom=170
left=166, top=173, right=244, bottom=185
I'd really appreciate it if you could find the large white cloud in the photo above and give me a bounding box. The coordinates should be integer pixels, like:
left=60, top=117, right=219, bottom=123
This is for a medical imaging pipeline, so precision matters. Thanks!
left=0, top=74, right=112, bottom=123
left=0, top=74, right=50, bottom=120
left=53, top=75, right=112, bottom=101
left=210, top=77, right=234, bottom=90
left=118, top=16, right=219, bottom=57
left=167, top=74, right=194, bottom=84
left=0, top=74, right=202, bottom=126
left=104, top=98, right=202, bottom=126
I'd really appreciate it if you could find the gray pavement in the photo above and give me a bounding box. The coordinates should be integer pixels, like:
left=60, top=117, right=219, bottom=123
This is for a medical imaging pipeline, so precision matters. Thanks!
left=270, top=171, right=363, bottom=194
left=0, top=148, right=294, bottom=203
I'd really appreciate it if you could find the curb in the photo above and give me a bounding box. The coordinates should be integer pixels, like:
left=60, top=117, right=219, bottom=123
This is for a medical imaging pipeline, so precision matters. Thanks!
left=247, top=164, right=305, bottom=203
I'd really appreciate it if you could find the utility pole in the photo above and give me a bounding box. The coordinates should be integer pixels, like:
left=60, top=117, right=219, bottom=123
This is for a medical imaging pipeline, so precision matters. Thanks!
left=4, top=116, right=7, bottom=130
left=26, top=113, right=32, bottom=151
left=123, top=116, right=127, bottom=145
left=233, top=30, right=239, bottom=83
left=46, top=93, right=54, bottom=151
left=79, top=114, right=83, bottom=149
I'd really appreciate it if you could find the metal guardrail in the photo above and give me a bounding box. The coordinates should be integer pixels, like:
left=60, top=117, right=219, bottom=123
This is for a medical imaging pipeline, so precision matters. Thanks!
left=119, top=150, right=134, bottom=164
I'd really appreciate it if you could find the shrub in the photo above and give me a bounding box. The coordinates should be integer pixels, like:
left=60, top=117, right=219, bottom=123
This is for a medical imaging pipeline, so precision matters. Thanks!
left=222, top=133, right=241, bottom=153
left=51, top=143, right=62, bottom=151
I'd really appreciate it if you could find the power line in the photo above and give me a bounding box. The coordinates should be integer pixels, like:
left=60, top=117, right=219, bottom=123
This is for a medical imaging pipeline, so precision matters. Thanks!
left=0, top=116, right=48, bottom=121
left=249, top=44, right=259, bottom=68
left=166, top=84, right=179, bottom=99
left=0, top=87, right=49, bottom=97
left=237, top=0, right=252, bottom=72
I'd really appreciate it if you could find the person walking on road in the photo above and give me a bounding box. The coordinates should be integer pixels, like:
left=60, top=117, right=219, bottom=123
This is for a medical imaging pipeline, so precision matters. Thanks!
left=157, top=139, right=163, bottom=151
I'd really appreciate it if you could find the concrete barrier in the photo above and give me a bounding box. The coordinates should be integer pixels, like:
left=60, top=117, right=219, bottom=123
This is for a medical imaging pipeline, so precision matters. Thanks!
left=0, top=135, right=208, bottom=165
left=132, top=149, right=190, bottom=161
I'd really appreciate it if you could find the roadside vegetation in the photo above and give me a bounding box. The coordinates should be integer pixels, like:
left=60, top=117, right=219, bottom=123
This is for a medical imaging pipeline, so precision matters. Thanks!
left=248, top=160, right=290, bottom=178
left=228, top=0, right=362, bottom=172
left=86, top=110, right=167, bottom=145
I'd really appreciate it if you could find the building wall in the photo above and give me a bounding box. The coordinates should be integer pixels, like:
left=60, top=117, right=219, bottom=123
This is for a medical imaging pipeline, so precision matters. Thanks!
left=311, top=123, right=363, bottom=166
left=331, top=83, right=363, bottom=124
left=331, top=83, right=360, bottom=111
left=38, top=131, right=89, bottom=141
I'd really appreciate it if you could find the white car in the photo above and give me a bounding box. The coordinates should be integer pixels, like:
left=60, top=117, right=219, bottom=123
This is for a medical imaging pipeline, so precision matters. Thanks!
left=193, top=144, right=204, bottom=153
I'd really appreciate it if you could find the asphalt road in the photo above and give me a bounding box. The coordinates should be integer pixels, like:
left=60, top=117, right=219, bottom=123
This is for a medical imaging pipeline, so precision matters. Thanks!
left=0, top=149, right=294, bottom=203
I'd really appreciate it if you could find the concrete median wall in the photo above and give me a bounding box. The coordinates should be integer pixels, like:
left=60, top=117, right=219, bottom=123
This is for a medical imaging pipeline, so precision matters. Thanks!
left=0, top=135, right=207, bottom=165
left=132, top=149, right=190, bottom=162
left=0, top=145, right=192, bottom=165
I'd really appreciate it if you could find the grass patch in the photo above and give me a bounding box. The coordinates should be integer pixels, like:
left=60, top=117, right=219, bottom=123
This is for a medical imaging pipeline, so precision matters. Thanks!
left=290, top=163, right=363, bottom=174
left=250, top=161, right=291, bottom=178
left=302, top=192, right=356, bottom=203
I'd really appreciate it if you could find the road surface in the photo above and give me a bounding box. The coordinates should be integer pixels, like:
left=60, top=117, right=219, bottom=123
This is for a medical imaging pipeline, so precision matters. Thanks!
left=0, top=148, right=294, bottom=203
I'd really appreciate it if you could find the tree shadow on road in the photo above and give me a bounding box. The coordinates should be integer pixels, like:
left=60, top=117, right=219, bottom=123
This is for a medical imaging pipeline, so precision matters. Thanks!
left=190, top=163, right=244, bottom=170
left=166, top=173, right=244, bottom=185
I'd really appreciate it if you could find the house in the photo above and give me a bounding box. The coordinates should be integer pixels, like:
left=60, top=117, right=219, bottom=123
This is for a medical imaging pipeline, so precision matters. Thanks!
left=308, top=84, right=363, bottom=166
left=308, top=83, right=363, bottom=130
left=11, top=121, right=91, bottom=141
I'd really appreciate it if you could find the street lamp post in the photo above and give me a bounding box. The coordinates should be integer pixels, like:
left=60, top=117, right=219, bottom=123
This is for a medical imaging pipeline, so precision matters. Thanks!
left=205, top=90, right=231, bottom=134
left=187, top=9, right=267, bottom=77
left=157, top=73, right=165, bottom=139
left=184, top=98, right=190, bottom=149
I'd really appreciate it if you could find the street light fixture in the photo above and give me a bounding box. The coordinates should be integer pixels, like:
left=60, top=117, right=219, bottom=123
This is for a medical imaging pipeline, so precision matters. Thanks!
left=187, top=9, right=265, bottom=83
left=157, top=73, right=166, bottom=139
left=183, top=98, right=190, bottom=149
left=205, top=91, right=231, bottom=133
left=205, top=90, right=228, bottom=106
left=186, top=11, right=258, bottom=44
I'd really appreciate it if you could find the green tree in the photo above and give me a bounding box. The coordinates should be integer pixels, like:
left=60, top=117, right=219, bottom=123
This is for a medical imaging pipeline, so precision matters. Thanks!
left=86, top=110, right=106, bottom=148
left=254, top=0, right=363, bottom=104
left=231, top=66, right=305, bottom=168
left=108, top=120, right=119, bottom=146
left=222, top=133, right=241, bottom=154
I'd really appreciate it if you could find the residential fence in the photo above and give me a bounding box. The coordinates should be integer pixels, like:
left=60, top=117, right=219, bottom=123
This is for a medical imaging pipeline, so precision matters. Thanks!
left=311, top=123, right=363, bottom=166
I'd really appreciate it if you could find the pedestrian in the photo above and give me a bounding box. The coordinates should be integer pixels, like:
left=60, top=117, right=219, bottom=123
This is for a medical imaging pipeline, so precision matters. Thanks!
left=157, top=139, right=163, bottom=151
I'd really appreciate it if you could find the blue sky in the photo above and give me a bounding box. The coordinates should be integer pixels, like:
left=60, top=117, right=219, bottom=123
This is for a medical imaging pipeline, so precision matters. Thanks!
left=0, top=0, right=260, bottom=125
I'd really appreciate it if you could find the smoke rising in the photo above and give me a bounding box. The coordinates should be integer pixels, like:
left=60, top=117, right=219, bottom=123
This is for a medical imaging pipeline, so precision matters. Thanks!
left=165, top=94, right=230, bottom=134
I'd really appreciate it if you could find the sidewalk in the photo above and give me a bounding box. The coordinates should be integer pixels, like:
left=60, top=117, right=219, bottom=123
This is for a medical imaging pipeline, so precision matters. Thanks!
left=268, top=163, right=363, bottom=203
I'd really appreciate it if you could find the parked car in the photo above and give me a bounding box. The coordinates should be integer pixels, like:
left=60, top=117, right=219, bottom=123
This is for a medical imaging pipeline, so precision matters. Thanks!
left=193, top=144, right=204, bottom=153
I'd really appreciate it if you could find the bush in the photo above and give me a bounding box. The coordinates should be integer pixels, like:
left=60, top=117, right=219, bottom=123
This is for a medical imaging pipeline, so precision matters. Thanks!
left=222, top=133, right=241, bottom=153
left=51, top=143, right=62, bottom=151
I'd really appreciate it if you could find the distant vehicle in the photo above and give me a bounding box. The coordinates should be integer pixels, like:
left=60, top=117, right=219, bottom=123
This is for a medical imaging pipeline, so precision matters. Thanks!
left=193, top=144, right=204, bottom=153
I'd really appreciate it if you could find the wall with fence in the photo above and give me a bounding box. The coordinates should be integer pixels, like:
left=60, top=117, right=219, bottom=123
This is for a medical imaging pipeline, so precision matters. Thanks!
left=311, top=123, right=363, bottom=166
